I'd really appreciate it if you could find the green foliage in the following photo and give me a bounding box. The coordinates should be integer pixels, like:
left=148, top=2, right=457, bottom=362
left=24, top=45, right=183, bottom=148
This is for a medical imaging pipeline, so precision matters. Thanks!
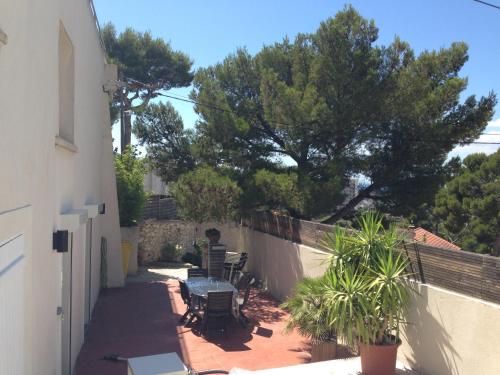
left=170, top=166, right=242, bottom=223
left=114, top=146, right=147, bottom=226
left=188, top=6, right=495, bottom=221
left=281, top=277, right=335, bottom=341
left=434, top=150, right=500, bottom=255
left=134, top=102, right=195, bottom=182
left=102, top=23, right=193, bottom=90
left=283, top=212, right=412, bottom=349
left=182, top=239, right=205, bottom=267
left=204, top=228, right=221, bottom=238
left=161, top=243, right=182, bottom=262
left=101, top=23, right=193, bottom=133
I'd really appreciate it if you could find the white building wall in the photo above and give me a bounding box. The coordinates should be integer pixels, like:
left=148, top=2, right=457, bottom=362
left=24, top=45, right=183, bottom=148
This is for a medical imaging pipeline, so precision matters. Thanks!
left=0, top=1, right=122, bottom=374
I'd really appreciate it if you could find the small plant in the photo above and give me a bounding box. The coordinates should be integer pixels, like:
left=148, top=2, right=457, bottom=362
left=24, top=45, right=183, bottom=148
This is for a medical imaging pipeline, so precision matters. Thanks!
left=160, top=242, right=182, bottom=262
left=181, top=239, right=205, bottom=267
left=205, top=228, right=221, bottom=244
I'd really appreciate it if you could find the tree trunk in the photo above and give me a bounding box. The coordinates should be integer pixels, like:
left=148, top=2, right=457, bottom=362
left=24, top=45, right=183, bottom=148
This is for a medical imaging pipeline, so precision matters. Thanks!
left=321, top=184, right=376, bottom=224
left=122, top=110, right=132, bottom=151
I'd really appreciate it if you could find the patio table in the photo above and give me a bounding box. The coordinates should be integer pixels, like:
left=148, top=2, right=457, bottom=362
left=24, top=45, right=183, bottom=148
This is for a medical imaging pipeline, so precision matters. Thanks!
left=185, top=277, right=239, bottom=317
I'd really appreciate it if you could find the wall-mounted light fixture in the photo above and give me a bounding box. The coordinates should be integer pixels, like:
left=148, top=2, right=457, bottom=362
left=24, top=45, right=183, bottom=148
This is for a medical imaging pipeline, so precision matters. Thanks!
left=98, top=203, right=106, bottom=215
left=53, top=230, right=69, bottom=253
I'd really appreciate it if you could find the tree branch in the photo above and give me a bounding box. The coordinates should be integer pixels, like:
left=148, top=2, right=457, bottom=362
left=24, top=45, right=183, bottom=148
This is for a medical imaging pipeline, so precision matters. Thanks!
left=321, top=184, right=377, bottom=224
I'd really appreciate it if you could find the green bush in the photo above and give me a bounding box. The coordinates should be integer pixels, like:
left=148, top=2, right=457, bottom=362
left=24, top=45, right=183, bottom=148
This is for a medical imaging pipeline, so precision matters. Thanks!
left=115, top=146, right=147, bottom=226
left=170, top=166, right=241, bottom=223
left=181, top=240, right=203, bottom=267
left=161, top=243, right=182, bottom=262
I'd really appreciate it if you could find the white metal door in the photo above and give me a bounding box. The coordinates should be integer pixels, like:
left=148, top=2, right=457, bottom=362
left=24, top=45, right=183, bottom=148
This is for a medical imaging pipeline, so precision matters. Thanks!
left=61, top=234, right=73, bottom=375
left=84, top=219, right=92, bottom=326
left=0, top=233, right=26, bottom=375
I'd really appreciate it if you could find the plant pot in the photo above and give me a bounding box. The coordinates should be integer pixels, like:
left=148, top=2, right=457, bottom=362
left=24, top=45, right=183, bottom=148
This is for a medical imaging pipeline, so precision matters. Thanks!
left=359, top=340, right=400, bottom=375
left=310, top=337, right=337, bottom=362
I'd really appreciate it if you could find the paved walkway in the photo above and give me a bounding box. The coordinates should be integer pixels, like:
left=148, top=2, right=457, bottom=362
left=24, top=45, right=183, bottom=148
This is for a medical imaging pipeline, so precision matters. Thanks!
left=75, top=267, right=331, bottom=374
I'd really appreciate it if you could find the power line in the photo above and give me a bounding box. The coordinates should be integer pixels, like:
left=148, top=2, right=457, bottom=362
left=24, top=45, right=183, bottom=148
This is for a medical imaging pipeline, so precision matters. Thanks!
left=121, top=78, right=499, bottom=146
left=159, top=93, right=500, bottom=146
left=473, top=0, right=500, bottom=10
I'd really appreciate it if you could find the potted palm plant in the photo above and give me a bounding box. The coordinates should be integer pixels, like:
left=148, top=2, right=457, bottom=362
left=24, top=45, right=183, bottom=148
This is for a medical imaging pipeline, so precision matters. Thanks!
left=322, top=212, right=412, bottom=375
left=283, top=212, right=413, bottom=375
left=281, top=278, right=337, bottom=362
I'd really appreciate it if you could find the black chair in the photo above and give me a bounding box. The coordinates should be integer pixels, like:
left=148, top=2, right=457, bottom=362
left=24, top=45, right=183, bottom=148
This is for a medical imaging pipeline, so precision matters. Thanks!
left=178, top=280, right=193, bottom=323
left=188, top=268, right=208, bottom=278
left=223, top=252, right=248, bottom=281
left=198, top=291, right=234, bottom=336
left=208, top=244, right=227, bottom=278
left=235, top=274, right=255, bottom=327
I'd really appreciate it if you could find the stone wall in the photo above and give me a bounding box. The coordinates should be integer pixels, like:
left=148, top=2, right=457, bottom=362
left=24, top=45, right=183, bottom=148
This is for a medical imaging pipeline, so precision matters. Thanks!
left=137, top=219, right=242, bottom=265
left=138, top=219, right=197, bottom=264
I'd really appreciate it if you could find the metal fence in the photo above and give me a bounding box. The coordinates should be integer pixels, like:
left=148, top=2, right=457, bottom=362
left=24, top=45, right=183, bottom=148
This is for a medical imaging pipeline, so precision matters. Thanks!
left=243, top=211, right=500, bottom=305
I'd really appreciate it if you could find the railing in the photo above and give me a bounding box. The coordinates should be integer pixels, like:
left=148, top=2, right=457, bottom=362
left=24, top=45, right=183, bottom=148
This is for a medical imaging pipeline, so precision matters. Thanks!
left=242, top=211, right=500, bottom=304
left=89, top=0, right=106, bottom=52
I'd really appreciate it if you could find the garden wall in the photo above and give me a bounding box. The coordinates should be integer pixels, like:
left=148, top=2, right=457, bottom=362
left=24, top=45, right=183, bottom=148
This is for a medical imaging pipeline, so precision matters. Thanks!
left=137, top=219, right=241, bottom=264
left=220, top=222, right=500, bottom=375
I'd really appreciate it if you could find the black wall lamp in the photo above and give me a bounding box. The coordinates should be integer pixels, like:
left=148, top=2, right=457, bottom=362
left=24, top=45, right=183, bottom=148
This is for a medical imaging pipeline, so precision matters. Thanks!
left=53, top=230, right=69, bottom=253
left=98, top=203, right=106, bottom=215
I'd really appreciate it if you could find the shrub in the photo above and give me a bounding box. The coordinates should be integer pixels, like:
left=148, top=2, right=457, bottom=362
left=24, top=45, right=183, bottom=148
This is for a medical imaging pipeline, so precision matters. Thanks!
left=181, top=240, right=203, bottom=267
left=115, top=146, right=147, bottom=226
left=161, top=242, right=182, bottom=262
left=170, top=166, right=241, bottom=223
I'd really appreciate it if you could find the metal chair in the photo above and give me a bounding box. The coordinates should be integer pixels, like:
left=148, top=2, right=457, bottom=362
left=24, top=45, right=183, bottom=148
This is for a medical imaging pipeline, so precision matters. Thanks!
left=198, top=290, right=234, bottom=336
left=223, top=252, right=248, bottom=281
left=235, top=274, right=255, bottom=327
left=208, top=244, right=227, bottom=278
left=188, top=268, right=208, bottom=278
left=178, top=280, right=193, bottom=323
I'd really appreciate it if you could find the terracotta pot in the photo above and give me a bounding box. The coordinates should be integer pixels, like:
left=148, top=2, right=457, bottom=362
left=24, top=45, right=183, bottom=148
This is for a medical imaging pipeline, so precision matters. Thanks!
left=310, top=338, right=337, bottom=362
left=359, top=340, right=400, bottom=375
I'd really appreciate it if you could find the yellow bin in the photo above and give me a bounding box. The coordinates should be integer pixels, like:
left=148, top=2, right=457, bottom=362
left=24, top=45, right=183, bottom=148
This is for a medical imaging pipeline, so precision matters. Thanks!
left=121, top=241, right=132, bottom=276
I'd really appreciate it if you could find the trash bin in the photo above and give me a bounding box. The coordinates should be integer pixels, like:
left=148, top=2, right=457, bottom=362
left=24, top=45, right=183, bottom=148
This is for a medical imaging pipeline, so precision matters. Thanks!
left=121, top=241, right=132, bottom=276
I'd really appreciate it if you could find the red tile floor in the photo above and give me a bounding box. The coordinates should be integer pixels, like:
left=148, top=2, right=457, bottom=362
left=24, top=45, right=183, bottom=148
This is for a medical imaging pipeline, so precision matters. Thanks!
left=74, top=279, right=312, bottom=374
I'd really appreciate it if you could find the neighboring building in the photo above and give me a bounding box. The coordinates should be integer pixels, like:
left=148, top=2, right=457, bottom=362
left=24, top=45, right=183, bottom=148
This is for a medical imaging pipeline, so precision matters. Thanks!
left=0, top=1, right=123, bottom=374
left=412, top=227, right=461, bottom=251
left=143, top=169, right=168, bottom=196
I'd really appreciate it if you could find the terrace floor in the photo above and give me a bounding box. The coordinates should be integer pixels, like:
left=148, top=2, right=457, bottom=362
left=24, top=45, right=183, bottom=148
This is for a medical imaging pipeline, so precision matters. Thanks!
left=74, top=266, right=353, bottom=374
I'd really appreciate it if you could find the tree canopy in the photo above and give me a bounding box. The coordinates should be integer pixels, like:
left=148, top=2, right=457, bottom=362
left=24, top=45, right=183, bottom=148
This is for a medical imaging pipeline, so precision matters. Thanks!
left=189, top=6, right=495, bottom=222
left=434, top=150, right=500, bottom=255
left=102, top=23, right=193, bottom=150
left=134, top=102, right=195, bottom=183
left=135, top=6, right=496, bottom=224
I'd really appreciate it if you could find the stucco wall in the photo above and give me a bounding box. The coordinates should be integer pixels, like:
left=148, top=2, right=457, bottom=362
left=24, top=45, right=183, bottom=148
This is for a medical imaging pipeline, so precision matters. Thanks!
left=399, top=283, right=500, bottom=375
left=0, top=1, right=122, bottom=373
left=221, top=223, right=500, bottom=375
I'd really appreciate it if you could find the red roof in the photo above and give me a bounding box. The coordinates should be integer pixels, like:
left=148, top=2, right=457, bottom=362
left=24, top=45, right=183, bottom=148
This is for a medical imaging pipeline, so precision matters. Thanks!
left=412, top=227, right=461, bottom=251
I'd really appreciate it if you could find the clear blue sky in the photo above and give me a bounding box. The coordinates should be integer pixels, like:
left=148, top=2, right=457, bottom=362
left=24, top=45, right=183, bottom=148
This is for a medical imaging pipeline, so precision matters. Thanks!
left=93, top=0, right=500, bottom=157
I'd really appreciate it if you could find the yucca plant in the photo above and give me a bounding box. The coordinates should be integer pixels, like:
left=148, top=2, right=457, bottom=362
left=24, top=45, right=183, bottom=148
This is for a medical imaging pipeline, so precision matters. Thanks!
left=283, top=212, right=413, bottom=371
left=321, top=211, right=412, bottom=348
